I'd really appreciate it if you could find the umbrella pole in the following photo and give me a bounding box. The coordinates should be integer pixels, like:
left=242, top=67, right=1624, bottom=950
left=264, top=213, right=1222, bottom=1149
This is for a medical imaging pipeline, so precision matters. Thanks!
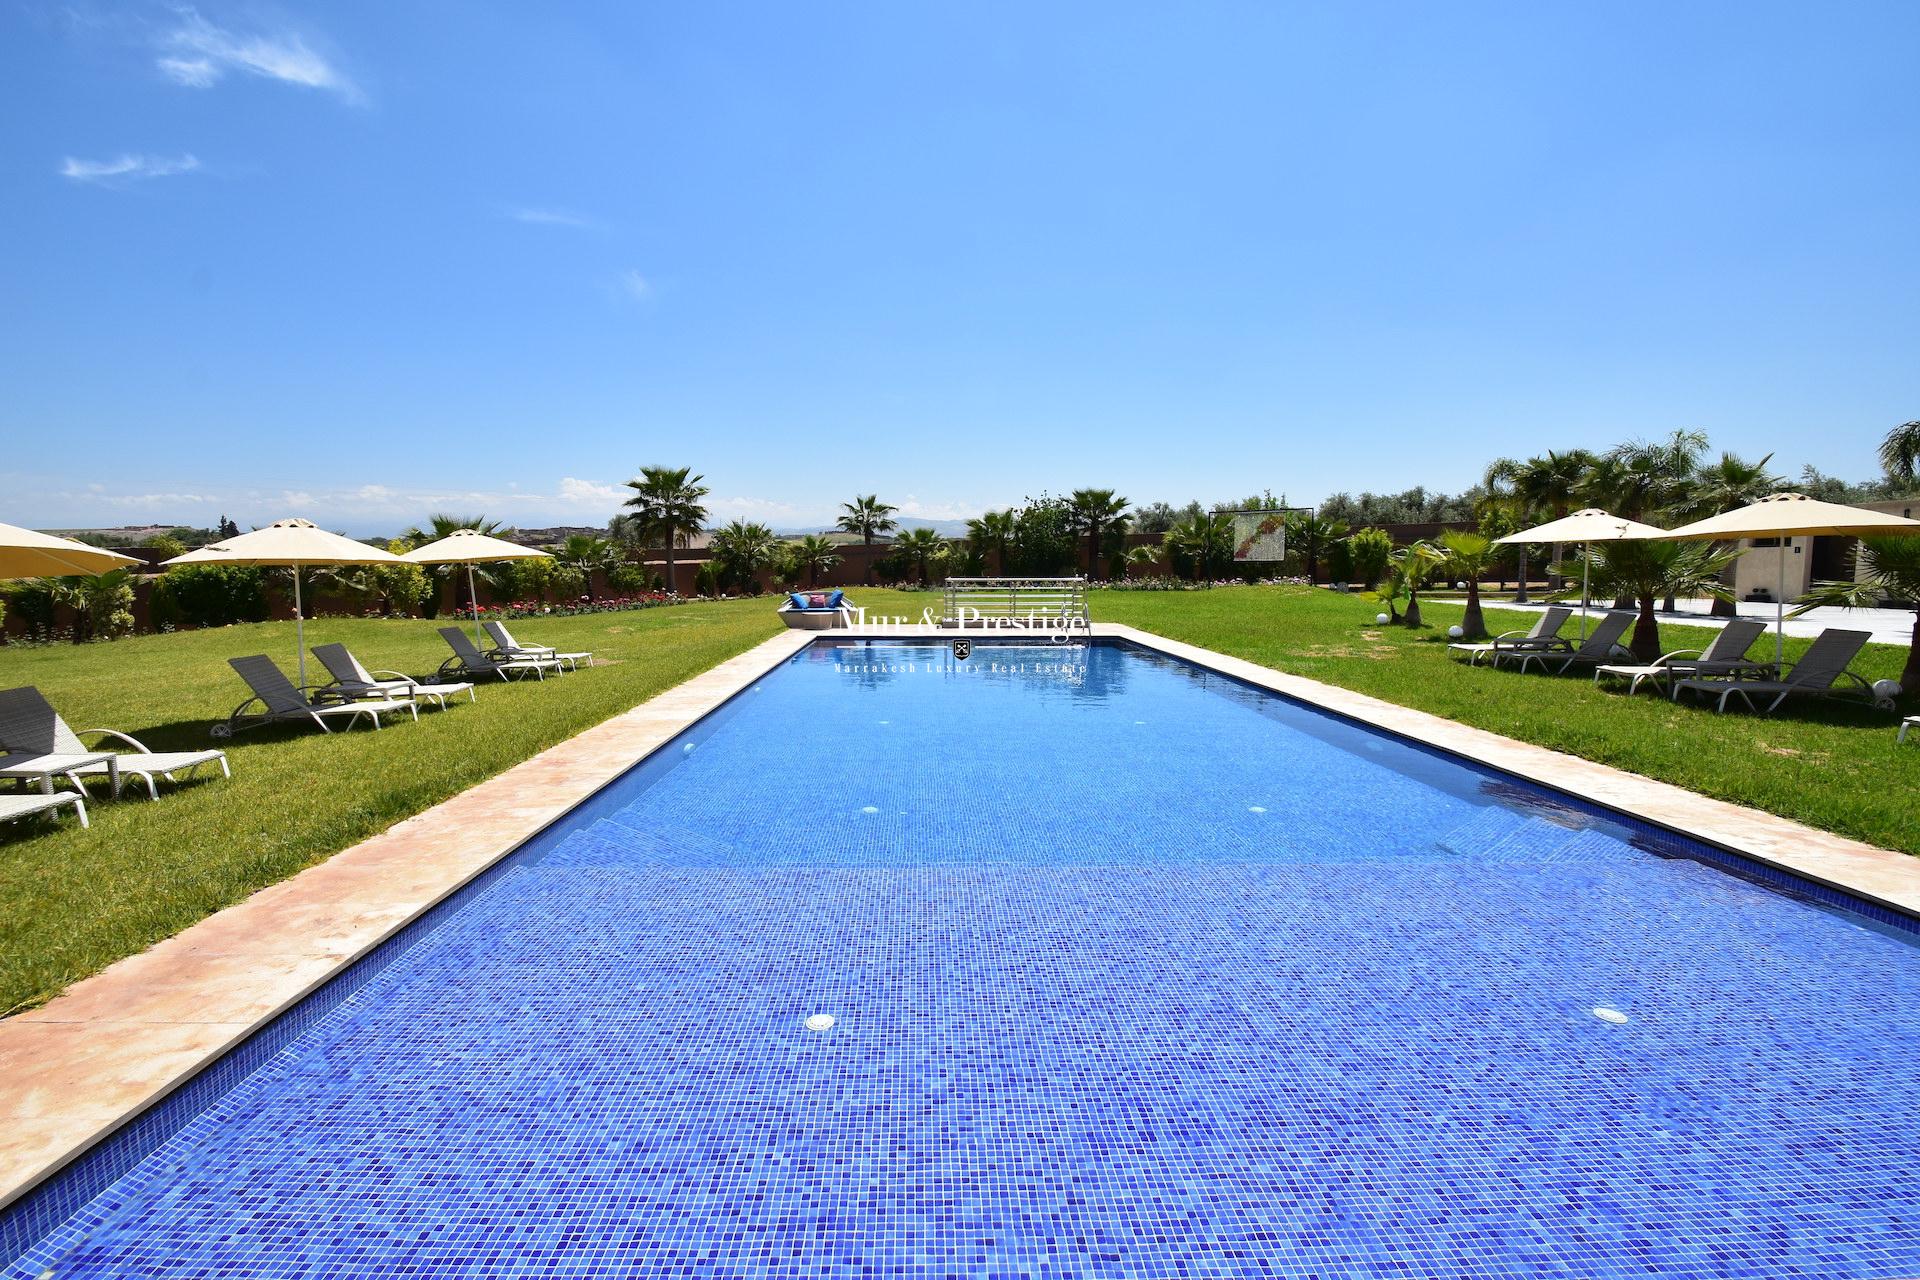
left=1580, top=542, right=1591, bottom=639
left=294, top=569, right=307, bottom=689
left=470, top=564, right=483, bottom=646
left=1775, top=538, right=1787, bottom=667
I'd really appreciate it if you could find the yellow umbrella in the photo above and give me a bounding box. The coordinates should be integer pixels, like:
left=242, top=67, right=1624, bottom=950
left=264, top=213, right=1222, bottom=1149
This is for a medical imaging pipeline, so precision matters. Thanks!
left=1663, top=492, right=1920, bottom=664
left=164, top=518, right=407, bottom=686
left=1496, top=509, right=1667, bottom=638
left=401, top=529, right=550, bottom=646
left=0, top=521, right=140, bottom=578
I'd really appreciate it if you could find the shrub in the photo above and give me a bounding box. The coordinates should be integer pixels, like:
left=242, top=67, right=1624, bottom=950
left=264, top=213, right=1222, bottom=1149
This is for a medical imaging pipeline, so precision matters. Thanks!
left=1347, top=527, right=1393, bottom=590
left=154, top=564, right=269, bottom=628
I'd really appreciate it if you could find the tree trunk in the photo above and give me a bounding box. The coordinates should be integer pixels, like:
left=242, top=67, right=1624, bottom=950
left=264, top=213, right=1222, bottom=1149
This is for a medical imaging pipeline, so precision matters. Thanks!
left=1404, top=594, right=1423, bottom=628
left=664, top=542, right=677, bottom=597
left=1513, top=546, right=1530, bottom=603
left=1661, top=592, right=1676, bottom=613
left=1461, top=582, right=1486, bottom=639
left=864, top=534, right=874, bottom=584
left=1630, top=594, right=1661, bottom=663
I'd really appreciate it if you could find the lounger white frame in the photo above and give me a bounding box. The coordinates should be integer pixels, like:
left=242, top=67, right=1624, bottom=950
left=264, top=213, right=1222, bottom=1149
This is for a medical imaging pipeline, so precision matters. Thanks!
left=0, top=789, right=87, bottom=829
left=312, top=643, right=476, bottom=710
left=0, top=686, right=228, bottom=801
left=1670, top=629, right=1874, bottom=714
left=437, top=628, right=558, bottom=682
left=218, top=656, right=418, bottom=738
left=1446, top=607, right=1574, bottom=667
left=1497, top=611, right=1634, bottom=675
left=481, top=621, right=592, bottom=671
left=1591, top=619, right=1772, bottom=696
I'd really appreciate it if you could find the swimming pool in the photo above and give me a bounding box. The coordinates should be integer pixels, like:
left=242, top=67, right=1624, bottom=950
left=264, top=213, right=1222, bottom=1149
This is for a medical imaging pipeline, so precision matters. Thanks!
left=8, top=638, right=1918, bottom=1279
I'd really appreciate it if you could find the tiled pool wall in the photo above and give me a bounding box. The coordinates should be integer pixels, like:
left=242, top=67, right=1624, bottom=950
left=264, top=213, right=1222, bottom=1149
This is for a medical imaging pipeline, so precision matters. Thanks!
left=3, top=634, right=1913, bottom=1270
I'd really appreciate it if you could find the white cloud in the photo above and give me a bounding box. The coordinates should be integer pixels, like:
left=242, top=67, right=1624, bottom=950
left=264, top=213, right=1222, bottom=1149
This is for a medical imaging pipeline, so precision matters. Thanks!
left=896, top=495, right=988, bottom=522
left=617, top=269, right=650, bottom=300
left=509, top=207, right=600, bottom=230
left=60, top=152, right=200, bottom=182
left=158, top=9, right=358, bottom=102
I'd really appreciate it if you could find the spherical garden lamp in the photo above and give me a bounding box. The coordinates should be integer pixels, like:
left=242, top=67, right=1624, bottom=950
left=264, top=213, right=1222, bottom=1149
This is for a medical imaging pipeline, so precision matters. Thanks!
left=1448, top=625, right=1465, bottom=639
left=1375, top=612, right=1391, bottom=625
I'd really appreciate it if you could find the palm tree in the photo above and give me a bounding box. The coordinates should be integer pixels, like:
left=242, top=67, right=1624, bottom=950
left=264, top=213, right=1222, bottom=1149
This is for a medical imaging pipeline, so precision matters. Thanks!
left=836, top=496, right=899, bottom=583
left=1389, top=541, right=1445, bottom=627
left=1481, top=461, right=1533, bottom=601
left=893, top=526, right=949, bottom=585
left=965, top=510, right=1016, bottom=576
left=1684, top=451, right=1783, bottom=616
left=622, top=466, right=710, bottom=596
left=707, top=520, right=781, bottom=594
left=1574, top=540, right=1740, bottom=662
left=1163, top=512, right=1235, bottom=584
left=1437, top=531, right=1495, bottom=639
left=1121, top=544, right=1164, bottom=578
left=1795, top=535, right=1920, bottom=692
left=1283, top=512, right=1350, bottom=585
left=555, top=534, right=619, bottom=602
left=1067, top=489, right=1130, bottom=580
left=1491, top=450, right=1596, bottom=595
left=788, top=533, right=841, bottom=587
left=1880, top=420, right=1920, bottom=486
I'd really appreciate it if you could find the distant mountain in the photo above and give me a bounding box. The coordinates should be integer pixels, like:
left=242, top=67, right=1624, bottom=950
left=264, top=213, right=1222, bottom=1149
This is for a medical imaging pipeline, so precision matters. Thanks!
left=774, top=517, right=972, bottom=540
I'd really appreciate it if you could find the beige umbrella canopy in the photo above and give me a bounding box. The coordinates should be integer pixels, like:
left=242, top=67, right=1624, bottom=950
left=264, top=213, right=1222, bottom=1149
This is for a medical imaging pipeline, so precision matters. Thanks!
left=0, top=521, right=140, bottom=578
left=401, top=529, right=550, bottom=645
left=1496, top=509, right=1668, bottom=637
left=165, top=518, right=406, bottom=686
left=1664, top=492, right=1920, bottom=663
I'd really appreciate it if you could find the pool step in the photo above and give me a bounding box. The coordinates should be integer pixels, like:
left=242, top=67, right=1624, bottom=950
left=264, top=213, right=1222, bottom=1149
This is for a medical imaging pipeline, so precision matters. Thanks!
left=1434, top=808, right=1620, bottom=865
left=538, top=815, right=740, bottom=868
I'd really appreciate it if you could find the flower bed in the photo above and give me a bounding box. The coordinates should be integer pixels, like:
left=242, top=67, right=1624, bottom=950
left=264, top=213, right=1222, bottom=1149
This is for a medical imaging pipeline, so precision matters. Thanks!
left=477, top=593, right=685, bottom=620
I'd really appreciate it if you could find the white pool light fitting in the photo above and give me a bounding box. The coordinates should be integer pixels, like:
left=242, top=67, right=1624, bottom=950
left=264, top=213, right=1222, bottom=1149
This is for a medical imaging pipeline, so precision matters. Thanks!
left=805, top=1013, right=836, bottom=1032
left=1592, top=1007, right=1629, bottom=1025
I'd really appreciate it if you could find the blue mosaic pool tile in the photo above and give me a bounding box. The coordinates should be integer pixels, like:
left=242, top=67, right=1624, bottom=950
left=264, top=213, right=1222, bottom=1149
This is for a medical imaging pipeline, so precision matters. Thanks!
left=6, top=640, right=1917, bottom=1279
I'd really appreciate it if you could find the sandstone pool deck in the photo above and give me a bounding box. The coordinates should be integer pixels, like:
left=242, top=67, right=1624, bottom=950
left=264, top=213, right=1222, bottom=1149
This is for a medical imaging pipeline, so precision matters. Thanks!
left=4, top=621, right=1916, bottom=1223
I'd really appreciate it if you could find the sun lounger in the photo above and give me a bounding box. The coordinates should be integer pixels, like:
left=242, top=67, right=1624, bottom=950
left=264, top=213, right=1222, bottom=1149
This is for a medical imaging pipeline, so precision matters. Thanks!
left=437, top=627, right=560, bottom=682
left=217, top=656, right=418, bottom=738
left=312, top=643, right=475, bottom=710
left=0, top=790, right=86, bottom=829
left=1902, top=715, right=1918, bottom=744
left=1671, top=629, right=1873, bottom=713
left=1496, top=611, right=1633, bottom=674
left=1447, top=607, right=1574, bottom=666
left=0, top=685, right=227, bottom=800
left=1592, top=619, right=1772, bottom=695
left=481, top=621, right=592, bottom=671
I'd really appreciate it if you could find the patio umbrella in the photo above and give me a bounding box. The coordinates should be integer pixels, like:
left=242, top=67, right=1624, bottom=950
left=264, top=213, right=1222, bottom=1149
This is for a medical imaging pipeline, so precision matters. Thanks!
left=1663, top=492, right=1920, bottom=665
left=0, top=521, right=140, bottom=578
left=401, top=530, right=550, bottom=647
left=1496, top=509, right=1667, bottom=638
left=164, top=518, right=406, bottom=687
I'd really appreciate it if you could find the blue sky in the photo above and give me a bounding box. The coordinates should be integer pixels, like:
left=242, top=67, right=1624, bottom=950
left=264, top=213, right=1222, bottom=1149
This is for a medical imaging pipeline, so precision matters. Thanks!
left=3, top=2, right=1915, bottom=535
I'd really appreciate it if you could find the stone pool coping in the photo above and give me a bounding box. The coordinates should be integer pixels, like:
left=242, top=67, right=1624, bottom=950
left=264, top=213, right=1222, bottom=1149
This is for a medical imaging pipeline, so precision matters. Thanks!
left=3, top=621, right=1916, bottom=1218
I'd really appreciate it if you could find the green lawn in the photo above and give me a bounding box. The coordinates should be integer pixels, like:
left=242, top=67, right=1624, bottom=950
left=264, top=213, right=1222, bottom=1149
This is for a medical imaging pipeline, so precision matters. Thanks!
left=0, top=603, right=783, bottom=1014
left=3, top=585, right=1915, bottom=1015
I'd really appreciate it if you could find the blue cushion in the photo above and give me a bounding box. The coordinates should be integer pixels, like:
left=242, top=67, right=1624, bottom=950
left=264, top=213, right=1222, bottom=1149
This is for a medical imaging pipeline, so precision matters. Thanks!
left=826, top=590, right=845, bottom=608
left=788, top=592, right=810, bottom=611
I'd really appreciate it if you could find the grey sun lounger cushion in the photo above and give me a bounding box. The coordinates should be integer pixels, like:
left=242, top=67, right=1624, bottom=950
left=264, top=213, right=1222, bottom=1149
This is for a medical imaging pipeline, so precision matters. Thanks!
left=0, top=789, right=87, bottom=829
left=312, top=643, right=476, bottom=708
left=225, top=657, right=417, bottom=734
left=1496, top=611, right=1634, bottom=674
left=1671, top=629, right=1873, bottom=714
left=482, top=621, right=592, bottom=671
left=0, top=685, right=229, bottom=800
left=438, top=628, right=559, bottom=681
left=1592, top=619, right=1772, bottom=695
left=1446, top=607, right=1574, bottom=666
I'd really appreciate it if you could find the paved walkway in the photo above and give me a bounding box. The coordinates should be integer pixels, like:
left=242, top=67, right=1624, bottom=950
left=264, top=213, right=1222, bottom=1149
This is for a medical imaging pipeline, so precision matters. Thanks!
left=1446, top=596, right=1913, bottom=646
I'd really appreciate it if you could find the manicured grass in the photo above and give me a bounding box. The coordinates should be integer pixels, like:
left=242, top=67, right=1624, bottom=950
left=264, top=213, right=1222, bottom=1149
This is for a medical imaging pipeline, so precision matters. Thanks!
left=0, top=604, right=781, bottom=1014
left=4, top=585, right=1916, bottom=1015
left=1085, top=584, right=1920, bottom=857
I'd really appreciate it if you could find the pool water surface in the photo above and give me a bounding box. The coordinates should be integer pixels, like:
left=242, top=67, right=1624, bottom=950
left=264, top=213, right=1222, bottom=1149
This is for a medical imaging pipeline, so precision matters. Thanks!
left=10, top=639, right=1919, bottom=1279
